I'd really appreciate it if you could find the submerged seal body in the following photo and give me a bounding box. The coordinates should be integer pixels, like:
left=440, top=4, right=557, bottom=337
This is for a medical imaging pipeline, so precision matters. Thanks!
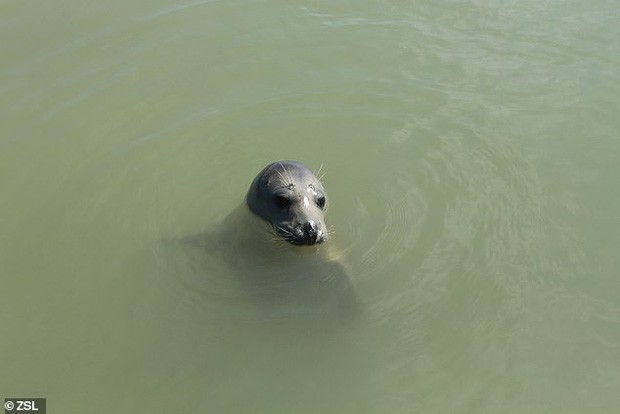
left=176, top=160, right=358, bottom=322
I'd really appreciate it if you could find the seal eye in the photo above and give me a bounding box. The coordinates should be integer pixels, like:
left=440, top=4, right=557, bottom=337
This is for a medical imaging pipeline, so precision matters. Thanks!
left=317, top=196, right=326, bottom=209
left=273, top=195, right=291, bottom=209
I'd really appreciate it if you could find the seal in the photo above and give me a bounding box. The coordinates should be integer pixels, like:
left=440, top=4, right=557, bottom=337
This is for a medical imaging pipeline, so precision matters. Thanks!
left=246, top=161, right=329, bottom=246
left=174, top=160, right=359, bottom=323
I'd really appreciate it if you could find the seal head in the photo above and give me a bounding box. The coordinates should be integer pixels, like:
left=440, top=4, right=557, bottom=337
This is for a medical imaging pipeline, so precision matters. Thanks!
left=246, top=161, right=328, bottom=246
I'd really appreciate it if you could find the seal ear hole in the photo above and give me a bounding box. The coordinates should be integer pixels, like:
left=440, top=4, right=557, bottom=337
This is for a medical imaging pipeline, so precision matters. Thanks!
left=273, top=195, right=291, bottom=209
left=317, top=196, right=326, bottom=209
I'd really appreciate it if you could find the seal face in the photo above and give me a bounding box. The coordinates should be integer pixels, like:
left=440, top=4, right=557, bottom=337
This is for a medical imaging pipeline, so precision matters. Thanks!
left=246, top=161, right=328, bottom=246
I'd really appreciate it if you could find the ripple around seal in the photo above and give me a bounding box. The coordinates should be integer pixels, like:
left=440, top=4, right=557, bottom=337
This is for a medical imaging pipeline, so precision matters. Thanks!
left=340, top=114, right=547, bottom=336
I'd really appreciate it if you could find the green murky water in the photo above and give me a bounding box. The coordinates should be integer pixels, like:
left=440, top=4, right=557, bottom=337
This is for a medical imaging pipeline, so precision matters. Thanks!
left=2, top=0, right=619, bottom=412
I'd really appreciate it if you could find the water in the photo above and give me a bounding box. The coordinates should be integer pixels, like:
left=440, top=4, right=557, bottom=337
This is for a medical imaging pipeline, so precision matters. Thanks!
left=2, top=0, right=620, bottom=412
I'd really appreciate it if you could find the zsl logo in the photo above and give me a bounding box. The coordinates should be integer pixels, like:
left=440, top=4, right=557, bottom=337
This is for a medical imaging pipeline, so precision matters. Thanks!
left=15, top=401, right=39, bottom=411
left=4, top=399, right=45, bottom=413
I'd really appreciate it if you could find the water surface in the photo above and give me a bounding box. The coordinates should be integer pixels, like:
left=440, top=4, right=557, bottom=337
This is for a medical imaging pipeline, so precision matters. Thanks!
left=2, top=0, right=620, bottom=412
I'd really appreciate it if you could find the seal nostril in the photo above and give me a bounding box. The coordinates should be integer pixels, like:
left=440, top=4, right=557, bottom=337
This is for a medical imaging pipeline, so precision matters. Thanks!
left=303, top=221, right=318, bottom=243
left=305, top=221, right=317, bottom=232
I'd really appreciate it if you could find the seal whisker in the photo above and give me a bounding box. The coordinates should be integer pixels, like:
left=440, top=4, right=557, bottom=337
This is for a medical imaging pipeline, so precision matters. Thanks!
left=270, top=236, right=288, bottom=246
left=274, top=168, right=289, bottom=187
left=315, top=164, right=326, bottom=183
left=275, top=225, right=293, bottom=235
left=255, top=219, right=279, bottom=242
left=275, top=161, right=288, bottom=185
left=275, top=225, right=295, bottom=243
left=280, top=161, right=295, bottom=188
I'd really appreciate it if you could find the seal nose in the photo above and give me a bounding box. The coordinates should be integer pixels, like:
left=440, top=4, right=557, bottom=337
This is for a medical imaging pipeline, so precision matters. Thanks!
left=303, top=220, right=318, bottom=244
